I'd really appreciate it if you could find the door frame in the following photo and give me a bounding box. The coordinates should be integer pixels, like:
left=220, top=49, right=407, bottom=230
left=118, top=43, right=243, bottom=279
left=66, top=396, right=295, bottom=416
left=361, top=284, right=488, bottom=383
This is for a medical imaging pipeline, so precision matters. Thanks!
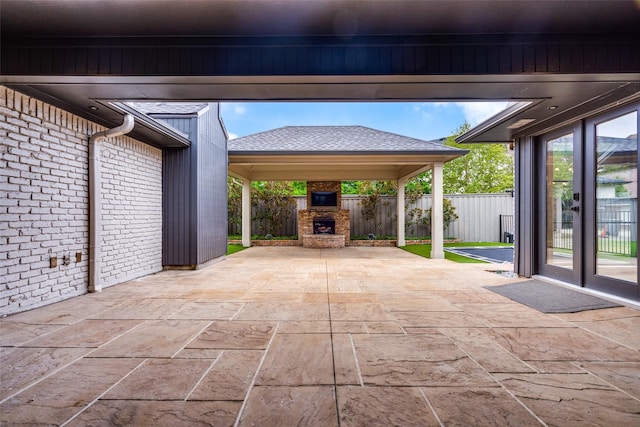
left=536, top=124, right=583, bottom=285
left=582, top=105, right=640, bottom=300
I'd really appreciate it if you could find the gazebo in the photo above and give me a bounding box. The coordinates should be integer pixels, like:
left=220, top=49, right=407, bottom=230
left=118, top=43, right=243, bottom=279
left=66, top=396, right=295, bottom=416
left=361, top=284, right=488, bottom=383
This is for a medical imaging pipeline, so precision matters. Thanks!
left=228, top=126, right=467, bottom=258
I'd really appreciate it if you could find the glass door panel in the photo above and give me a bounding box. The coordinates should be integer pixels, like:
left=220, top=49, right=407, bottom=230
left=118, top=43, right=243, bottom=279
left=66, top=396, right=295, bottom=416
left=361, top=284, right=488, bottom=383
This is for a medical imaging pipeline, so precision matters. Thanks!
left=546, top=133, right=576, bottom=270
left=594, top=111, right=638, bottom=284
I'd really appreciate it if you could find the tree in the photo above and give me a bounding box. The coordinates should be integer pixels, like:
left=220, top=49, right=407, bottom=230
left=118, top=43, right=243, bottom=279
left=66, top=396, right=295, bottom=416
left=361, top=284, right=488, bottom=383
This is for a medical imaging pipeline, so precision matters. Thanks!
left=291, top=181, right=306, bottom=196
left=341, top=181, right=359, bottom=195
left=442, top=122, right=514, bottom=194
left=418, top=198, right=459, bottom=233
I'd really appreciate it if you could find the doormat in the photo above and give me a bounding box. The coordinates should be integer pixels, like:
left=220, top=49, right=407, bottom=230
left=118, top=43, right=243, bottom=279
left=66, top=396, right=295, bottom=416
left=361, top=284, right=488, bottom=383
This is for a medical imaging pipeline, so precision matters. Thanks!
left=485, top=280, right=622, bottom=313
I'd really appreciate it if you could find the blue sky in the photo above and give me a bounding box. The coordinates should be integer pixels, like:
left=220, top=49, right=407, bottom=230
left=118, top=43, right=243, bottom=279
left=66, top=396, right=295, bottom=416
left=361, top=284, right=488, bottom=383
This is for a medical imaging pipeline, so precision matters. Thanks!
left=221, top=102, right=509, bottom=141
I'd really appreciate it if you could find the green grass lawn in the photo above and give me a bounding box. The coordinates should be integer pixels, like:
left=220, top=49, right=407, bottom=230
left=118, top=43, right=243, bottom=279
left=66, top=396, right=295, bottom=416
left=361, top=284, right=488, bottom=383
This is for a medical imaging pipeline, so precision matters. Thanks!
left=401, top=242, right=513, bottom=263
left=226, top=243, right=246, bottom=255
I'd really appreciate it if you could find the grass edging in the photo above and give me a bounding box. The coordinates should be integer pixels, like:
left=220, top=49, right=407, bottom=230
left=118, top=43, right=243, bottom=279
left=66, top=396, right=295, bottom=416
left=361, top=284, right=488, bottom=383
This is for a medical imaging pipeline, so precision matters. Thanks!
left=226, top=244, right=246, bottom=255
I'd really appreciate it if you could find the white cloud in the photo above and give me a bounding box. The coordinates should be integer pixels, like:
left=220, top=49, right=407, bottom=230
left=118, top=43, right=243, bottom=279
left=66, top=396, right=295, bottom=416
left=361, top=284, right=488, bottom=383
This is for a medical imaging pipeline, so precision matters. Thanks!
left=221, top=103, right=247, bottom=116
left=413, top=102, right=448, bottom=120
left=413, top=104, right=431, bottom=120
left=228, top=132, right=238, bottom=140
left=455, top=102, right=509, bottom=126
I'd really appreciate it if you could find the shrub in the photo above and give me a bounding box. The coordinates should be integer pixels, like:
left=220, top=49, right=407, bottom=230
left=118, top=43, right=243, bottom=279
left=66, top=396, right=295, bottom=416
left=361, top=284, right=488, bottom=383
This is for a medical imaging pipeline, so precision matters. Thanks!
left=419, top=198, right=459, bottom=232
left=251, top=181, right=296, bottom=235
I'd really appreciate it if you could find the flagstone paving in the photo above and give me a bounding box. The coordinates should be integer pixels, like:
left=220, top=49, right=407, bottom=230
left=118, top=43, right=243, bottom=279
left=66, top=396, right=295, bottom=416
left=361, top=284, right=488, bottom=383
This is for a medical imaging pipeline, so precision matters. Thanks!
left=1, top=246, right=639, bottom=426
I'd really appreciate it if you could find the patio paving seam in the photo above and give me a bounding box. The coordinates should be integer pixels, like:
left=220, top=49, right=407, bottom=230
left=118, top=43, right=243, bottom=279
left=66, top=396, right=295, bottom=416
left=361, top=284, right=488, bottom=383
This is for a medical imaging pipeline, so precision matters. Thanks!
left=348, top=333, right=365, bottom=386
left=448, top=338, right=548, bottom=426
left=229, top=303, right=246, bottom=321
left=547, top=315, right=640, bottom=351
left=0, top=349, right=88, bottom=405
left=233, top=321, right=281, bottom=427
left=170, top=320, right=214, bottom=359
left=417, top=387, right=445, bottom=427
left=184, top=351, right=224, bottom=401
left=10, top=319, right=83, bottom=347
left=471, top=326, right=541, bottom=374
left=58, top=358, right=148, bottom=427
left=325, top=260, right=343, bottom=426
left=573, top=363, right=640, bottom=403
left=0, top=318, right=149, bottom=405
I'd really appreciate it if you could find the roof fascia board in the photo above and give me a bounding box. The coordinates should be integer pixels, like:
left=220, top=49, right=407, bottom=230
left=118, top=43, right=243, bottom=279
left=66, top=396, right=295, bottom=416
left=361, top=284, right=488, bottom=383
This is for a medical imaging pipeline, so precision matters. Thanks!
left=228, top=150, right=467, bottom=157
left=456, top=101, right=538, bottom=144
left=228, top=154, right=466, bottom=165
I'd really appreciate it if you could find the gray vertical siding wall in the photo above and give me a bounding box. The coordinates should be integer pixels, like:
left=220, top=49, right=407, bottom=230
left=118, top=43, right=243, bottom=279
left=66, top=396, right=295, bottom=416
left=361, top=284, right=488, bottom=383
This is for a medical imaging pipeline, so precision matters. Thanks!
left=160, top=105, right=228, bottom=266
left=196, top=105, right=228, bottom=264
left=232, top=193, right=514, bottom=242
left=161, top=117, right=197, bottom=265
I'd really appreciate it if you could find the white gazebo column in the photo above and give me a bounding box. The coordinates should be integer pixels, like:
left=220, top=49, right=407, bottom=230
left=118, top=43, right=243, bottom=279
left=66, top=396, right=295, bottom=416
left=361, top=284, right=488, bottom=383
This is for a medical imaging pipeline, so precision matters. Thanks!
left=241, top=178, right=252, bottom=247
left=431, top=163, right=445, bottom=259
left=397, top=178, right=406, bottom=247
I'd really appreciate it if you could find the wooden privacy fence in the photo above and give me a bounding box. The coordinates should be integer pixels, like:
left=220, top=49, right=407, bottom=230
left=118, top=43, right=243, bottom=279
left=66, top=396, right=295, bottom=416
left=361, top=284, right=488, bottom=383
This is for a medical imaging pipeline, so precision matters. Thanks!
left=230, top=193, right=515, bottom=242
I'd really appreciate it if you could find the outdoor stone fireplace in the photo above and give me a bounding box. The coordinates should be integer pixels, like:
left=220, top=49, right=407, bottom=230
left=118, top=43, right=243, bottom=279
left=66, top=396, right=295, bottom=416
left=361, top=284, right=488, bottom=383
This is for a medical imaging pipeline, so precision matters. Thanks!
left=298, top=181, right=350, bottom=248
left=313, top=217, right=336, bottom=234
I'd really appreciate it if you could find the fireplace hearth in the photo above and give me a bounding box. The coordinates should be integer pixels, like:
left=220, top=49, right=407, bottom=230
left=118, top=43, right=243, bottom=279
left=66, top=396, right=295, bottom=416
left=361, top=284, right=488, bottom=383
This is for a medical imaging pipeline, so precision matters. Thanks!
left=313, top=217, right=335, bottom=234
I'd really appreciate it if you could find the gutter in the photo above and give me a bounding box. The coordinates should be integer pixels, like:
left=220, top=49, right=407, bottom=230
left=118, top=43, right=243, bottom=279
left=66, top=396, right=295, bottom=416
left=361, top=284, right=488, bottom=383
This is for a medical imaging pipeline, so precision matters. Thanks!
left=88, top=114, right=135, bottom=292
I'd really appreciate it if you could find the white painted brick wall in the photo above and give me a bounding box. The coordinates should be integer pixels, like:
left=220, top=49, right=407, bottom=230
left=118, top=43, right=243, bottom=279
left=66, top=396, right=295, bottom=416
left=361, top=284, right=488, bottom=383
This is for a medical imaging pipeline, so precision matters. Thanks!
left=0, top=86, right=163, bottom=315
left=100, top=137, right=162, bottom=286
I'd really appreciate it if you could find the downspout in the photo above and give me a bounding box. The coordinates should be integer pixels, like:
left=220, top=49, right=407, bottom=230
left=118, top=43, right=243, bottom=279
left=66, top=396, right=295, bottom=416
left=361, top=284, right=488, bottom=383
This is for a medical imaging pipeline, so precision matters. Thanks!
left=89, top=114, right=135, bottom=292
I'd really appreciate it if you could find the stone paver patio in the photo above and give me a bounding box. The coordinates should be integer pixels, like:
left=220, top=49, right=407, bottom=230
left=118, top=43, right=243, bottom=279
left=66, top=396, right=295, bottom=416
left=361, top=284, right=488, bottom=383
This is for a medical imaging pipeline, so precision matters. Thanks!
left=1, top=247, right=639, bottom=426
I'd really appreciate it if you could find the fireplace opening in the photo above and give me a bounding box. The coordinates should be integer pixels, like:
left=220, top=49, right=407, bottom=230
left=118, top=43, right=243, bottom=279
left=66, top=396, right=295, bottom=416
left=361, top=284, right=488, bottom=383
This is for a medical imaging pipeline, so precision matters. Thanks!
left=313, top=217, right=335, bottom=234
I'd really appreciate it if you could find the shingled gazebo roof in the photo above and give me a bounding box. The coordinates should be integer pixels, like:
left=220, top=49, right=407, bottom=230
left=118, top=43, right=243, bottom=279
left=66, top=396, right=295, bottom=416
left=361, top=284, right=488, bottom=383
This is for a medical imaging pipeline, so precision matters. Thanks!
left=228, top=126, right=467, bottom=181
left=229, top=125, right=462, bottom=155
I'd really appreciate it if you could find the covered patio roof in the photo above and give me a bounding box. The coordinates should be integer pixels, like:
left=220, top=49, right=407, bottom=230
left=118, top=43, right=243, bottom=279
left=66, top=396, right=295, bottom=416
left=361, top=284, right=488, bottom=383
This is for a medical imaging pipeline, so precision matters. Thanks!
left=228, top=126, right=467, bottom=181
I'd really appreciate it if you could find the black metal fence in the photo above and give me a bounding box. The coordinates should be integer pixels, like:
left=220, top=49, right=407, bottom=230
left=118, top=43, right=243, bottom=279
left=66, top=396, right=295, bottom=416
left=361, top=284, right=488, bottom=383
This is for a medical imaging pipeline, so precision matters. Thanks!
left=597, top=199, right=637, bottom=256
left=551, top=220, right=574, bottom=251
left=551, top=198, right=637, bottom=257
